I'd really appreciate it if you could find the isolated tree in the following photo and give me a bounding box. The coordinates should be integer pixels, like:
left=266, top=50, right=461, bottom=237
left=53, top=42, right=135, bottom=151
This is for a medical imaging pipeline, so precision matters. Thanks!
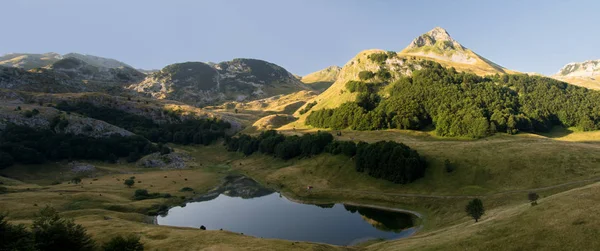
left=103, top=235, right=144, bottom=251
left=528, top=192, right=540, bottom=206
left=124, top=179, right=135, bottom=188
left=465, top=198, right=485, bottom=222
left=32, top=206, right=95, bottom=251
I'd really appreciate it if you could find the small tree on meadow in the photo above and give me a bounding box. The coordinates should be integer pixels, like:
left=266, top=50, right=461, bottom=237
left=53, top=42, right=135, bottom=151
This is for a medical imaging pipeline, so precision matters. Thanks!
left=124, top=179, right=135, bottom=188
left=465, top=198, right=485, bottom=222
left=528, top=192, right=540, bottom=206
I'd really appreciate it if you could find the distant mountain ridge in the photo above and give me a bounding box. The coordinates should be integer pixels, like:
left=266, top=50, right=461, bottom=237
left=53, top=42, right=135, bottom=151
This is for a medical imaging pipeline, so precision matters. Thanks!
left=128, top=58, right=309, bottom=106
left=0, top=52, right=133, bottom=70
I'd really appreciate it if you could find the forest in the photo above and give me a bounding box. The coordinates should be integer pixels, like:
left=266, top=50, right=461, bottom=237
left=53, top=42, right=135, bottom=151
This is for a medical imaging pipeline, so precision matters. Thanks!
left=56, top=101, right=231, bottom=145
left=0, top=124, right=158, bottom=168
left=225, top=130, right=426, bottom=184
left=306, top=62, right=600, bottom=138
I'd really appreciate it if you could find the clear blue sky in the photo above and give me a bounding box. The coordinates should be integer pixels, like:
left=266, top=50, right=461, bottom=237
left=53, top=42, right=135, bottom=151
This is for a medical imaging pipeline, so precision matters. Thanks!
left=2, top=0, right=599, bottom=75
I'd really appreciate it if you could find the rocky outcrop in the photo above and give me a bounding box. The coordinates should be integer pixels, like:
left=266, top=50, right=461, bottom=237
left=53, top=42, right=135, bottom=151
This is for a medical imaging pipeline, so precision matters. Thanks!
left=552, top=59, right=600, bottom=90
left=555, top=60, right=600, bottom=78
left=0, top=103, right=134, bottom=138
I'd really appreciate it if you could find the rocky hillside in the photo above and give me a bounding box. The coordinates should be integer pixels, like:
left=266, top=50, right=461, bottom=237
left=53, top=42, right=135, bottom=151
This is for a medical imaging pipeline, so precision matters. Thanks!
left=128, top=58, right=309, bottom=106
left=400, top=27, right=512, bottom=75
left=0, top=53, right=62, bottom=69
left=0, top=58, right=144, bottom=93
left=301, top=66, right=341, bottom=92
left=552, top=59, right=600, bottom=90
left=46, top=57, right=145, bottom=86
left=0, top=52, right=133, bottom=70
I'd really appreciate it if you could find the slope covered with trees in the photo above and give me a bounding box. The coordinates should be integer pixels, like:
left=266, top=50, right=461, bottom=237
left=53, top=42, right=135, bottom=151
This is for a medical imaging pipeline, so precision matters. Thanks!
left=306, top=62, right=600, bottom=138
left=225, top=130, right=426, bottom=184
left=56, top=101, right=231, bottom=145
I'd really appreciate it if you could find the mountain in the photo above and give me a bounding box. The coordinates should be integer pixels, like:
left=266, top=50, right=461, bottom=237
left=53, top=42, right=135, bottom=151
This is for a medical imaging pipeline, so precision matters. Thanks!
left=552, top=59, right=600, bottom=90
left=0, top=52, right=133, bottom=70
left=0, top=53, right=62, bottom=69
left=400, top=27, right=512, bottom=75
left=280, top=27, right=518, bottom=129
left=128, top=58, right=309, bottom=106
left=301, top=66, right=341, bottom=92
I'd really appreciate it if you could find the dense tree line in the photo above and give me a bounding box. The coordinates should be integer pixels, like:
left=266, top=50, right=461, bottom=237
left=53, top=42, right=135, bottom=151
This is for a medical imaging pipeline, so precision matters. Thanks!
left=355, top=141, right=426, bottom=184
left=0, top=124, right=157, bottom=168
left=225, top=130, right=426, bottom=184
left=56, top=101, right=231, bottom=145
left=306, top=62, right=600, bottom=138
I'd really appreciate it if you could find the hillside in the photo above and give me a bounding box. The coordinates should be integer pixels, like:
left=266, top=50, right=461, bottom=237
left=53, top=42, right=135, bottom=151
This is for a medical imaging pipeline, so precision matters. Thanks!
left=128, top=58, right=309, bottom=106
left=552, top=59, right=600, bottom=90
left=301, top=65, right=341, bottom=92
left=0, top=52, right=62, bottom=69
left=0, top=58, right=144, bottom=94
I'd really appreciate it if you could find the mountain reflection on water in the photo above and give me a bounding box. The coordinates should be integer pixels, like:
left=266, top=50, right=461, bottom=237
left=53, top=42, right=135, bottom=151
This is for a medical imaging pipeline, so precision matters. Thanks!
left=158, top=175, right=419, bottom=245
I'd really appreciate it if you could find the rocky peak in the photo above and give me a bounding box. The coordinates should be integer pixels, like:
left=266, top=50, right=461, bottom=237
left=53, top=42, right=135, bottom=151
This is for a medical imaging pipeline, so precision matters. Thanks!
left=555, top=59, right=600, bottom=77
left=405, top=27, right=464, bottom=51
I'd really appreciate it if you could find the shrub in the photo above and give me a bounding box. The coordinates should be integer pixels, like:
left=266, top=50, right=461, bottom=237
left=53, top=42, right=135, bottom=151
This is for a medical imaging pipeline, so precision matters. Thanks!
left=180, top=187, right=194, bottom=192
left=102, top=235, right=144, bottom=251
left=444, top=159, right=455, bottom=173
left=124, top=179, right=135, bottom=188
left=32, top=206, right=96, bottom=250
left=368, top=53, right=389, bottom=64
left=528, top=192, right=540, bottom=206
left=358, top=71, right=375, bottom=80
left=71, top=177, right=82, bottom=184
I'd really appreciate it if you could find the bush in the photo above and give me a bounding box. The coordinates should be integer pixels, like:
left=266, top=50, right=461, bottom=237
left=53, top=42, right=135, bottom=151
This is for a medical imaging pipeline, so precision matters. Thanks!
left=180, top=187, right=194, bottom=192
left=368, top=53, right=389, bottom=64
left=528, top=192, right=540, bottom=206
left=103, top=235, right=144, bottom=251
left=133, top=189, right=164, bottom=200
left=32, top=206, right=96, bottom=250
left=71, top=177, right=82, bottom=184
left=444, top=159, right=455, bottom=173
left=358, top=71, right=375, bottom=80
left=124, top=179, right=135, bottom=188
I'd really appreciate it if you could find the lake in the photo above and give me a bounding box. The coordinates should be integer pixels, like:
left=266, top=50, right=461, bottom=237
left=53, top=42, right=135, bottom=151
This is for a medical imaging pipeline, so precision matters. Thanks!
left=156, top=176, right=419, bottom=246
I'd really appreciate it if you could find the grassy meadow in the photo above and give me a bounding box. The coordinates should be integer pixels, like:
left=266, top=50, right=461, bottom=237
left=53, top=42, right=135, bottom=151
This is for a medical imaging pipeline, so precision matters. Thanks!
left=1, top=128, right=600, bottom=250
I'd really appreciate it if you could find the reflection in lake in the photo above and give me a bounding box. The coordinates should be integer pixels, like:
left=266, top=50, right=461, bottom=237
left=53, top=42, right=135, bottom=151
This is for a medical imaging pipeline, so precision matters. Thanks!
left=157, top=176, right=419, bottom=245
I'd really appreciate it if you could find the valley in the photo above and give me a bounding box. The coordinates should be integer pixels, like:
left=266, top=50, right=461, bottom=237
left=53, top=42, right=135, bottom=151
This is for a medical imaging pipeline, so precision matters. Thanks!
left=2, top=24, right=600, bottom=251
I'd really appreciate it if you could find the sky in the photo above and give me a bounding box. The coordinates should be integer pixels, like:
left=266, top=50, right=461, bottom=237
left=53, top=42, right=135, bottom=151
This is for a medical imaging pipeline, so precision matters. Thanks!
left=2, top=0, right=599, bottom=76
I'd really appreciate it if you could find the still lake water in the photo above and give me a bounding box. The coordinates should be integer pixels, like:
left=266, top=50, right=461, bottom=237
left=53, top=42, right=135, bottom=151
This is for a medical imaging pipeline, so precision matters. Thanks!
left=157, top=191, right=418, bottom=245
